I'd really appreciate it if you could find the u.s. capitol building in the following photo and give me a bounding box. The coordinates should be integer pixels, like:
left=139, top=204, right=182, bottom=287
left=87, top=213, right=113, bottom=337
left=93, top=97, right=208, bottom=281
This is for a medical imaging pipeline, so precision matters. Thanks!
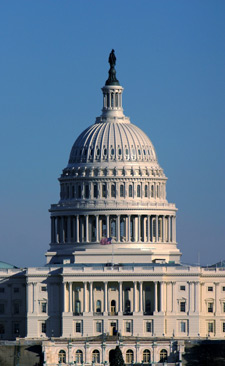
left=0, top=51, right=225, bottom=365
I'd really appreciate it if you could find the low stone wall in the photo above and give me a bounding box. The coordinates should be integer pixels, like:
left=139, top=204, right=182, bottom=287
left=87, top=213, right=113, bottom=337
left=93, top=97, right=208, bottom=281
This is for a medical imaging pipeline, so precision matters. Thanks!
left=0, top=340, right=43, bottom=366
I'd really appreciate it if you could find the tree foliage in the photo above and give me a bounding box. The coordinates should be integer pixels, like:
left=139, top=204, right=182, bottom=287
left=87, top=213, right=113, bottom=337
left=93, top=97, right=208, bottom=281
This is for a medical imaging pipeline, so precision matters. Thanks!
left=109, top=346, right=125, bottom=366
left=183, top=341, right=225, bottom=366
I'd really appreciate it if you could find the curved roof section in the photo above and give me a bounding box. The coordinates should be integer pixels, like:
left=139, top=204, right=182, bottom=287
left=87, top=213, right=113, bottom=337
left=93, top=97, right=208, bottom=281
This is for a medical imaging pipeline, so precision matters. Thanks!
left=68, top=120, right=158, bottom=166
left=0, top=261, right=18, bottom=269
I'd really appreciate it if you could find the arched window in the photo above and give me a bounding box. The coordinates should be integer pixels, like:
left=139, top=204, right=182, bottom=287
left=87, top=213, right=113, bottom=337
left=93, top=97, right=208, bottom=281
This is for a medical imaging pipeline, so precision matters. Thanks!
left=92, top=349, right=100, bottom=364
left=143, top=349, right=151, bottom=363
left=129, top=185, right=133, bottom=198
left=120, top=184, right=124, bottom=197
left=137, top=185, right=141, bottom=197
left=145, top=185, right=148, bottom=197
left=126, top=349, right=134, bottom=364
left=111, top=184, right=116, bottom=198
left=160, top=349, right=168, bottom=362
left=58, top=350, right=66, bottom=364
left=96, top=300, right=102, bottom=313
left=76, top=350, right=83, bottom=364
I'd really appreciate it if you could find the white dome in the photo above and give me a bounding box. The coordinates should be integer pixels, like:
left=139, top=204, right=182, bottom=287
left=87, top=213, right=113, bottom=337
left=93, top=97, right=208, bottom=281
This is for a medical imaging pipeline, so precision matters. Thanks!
left=68, top=119, right=157, bottom=166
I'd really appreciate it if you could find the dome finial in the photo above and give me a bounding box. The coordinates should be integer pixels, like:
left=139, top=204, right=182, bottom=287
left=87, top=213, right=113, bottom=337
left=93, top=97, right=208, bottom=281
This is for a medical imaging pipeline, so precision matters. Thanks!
left=105, top=49, right=120, bottom=86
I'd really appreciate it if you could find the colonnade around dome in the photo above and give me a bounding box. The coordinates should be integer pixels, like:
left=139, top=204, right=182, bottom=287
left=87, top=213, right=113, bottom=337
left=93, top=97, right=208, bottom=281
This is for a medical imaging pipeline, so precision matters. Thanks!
left=50, top=213, right=176, bottom=245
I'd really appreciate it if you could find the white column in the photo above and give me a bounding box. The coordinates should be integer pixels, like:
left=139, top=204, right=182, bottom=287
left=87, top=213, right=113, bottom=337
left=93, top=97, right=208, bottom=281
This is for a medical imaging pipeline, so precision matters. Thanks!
left=106, top=215, right=110, bottom=238
left=173, top=216, right=176, bottom=242
left=150, top=216, right=153, bottom=242
left=76, top=215, right=79, bottom=243
left=171, top=282, right=176, bottom=312
left=168, top=216, right=171, bottom=242
left=138, top=215, right=141, bottom=242
left=96, top=215, right=99, bottom=242
left=215, top=282, right=219, bottom=314
left=133, top=282, right=137, bottom=312
left=85, top=215, right=89, bottom=242
left=63, top=282, right=67, bottom=312
left=154, top=282, right=158, bottom=313
left=60, top=217, right=64, bottom=243
left=127, top=216, right=130, bottom=242
left=67, top=216, right=71, bottom=243
left=27, top=283, right=32, bottom=313
left=83, top=282, right=87, bottom=313
left=117, top=215, right=120, bottom=242
left=147, top=216, right=150, bottom=242
left=160, top=282, right=165, bottom=312
left=33, top=283, right=38, bottom=313
left=171, top=216, right=173, bottom=242
left=162, top=216, right=165, bottom=242
left=194, top=282, right=200, bottom=313
left=104, top=282, right=108, bottom=313
left=139, top=282, right=143, bottom=313
left=89, top=282, right=93, bottom=312
left=156, top=215, right=159, bottom=242
left=119, top=282, right=123, bottom=313
left=69, top=283, right=73, bottom=313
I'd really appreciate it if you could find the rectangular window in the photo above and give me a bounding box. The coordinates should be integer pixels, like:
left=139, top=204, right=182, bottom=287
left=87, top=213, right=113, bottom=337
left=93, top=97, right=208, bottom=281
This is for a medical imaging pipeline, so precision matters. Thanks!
left=111, top=184, right=116, bottom=198
left=223, top=323, right=225, bottom=333
left=41, top=303, right=47, bottom=313
left=208, top=322, right=214, bottom=333
left=126, top=321, right=131, bottom=332
left=180, top=302, right=186, bottom=312
left=223, top=287, right=225, bottom=292
left=14, top=288, right=19, bottom=293
left=94, top=184, right=98, bottom=198
left=0, top=304, right=4, bottom=314
left=0, top=288, right=5, bottom=293
left=41, top=322, right=46, bottom=334
left=146, top=322, right=152, bottom=333
left=76, top=322, right=81, bottom=333
left=208, top=286, right=213, bottom=292
left=41, top=286, right=47, bottom=292
left=145, top=185, right=148, bottom=198
left=129, top=185, right=133, bottom=198
left=208, top=302, right=213, bottom=313
left=85, top=185, right=89, bottom=199
left=180, top=286, right=186, bottom=291
left=102, top=184, right=106, bottom=198
left=181, top=322, right=186, bottom=333
left=96, top=322, right=102, bottom=333
left=137, top=185, right=141, bottom=197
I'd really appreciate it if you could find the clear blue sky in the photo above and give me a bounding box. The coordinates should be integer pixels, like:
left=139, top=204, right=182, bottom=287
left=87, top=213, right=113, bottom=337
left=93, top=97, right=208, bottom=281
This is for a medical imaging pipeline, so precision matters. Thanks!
left=0, top=1, right=224, bottom=267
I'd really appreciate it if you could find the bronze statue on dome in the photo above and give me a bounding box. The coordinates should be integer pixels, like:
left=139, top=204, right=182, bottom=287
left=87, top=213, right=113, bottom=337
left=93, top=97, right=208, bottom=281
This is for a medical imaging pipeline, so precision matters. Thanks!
left=105, top=49, right=120, bottom=86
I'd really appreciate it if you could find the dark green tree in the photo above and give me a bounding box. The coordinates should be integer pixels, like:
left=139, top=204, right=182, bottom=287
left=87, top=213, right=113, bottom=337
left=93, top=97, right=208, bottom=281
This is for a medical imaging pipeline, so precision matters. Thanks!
left=183, top=341, right=225, bottom=366
left=109, top=346, right=125, bottom=366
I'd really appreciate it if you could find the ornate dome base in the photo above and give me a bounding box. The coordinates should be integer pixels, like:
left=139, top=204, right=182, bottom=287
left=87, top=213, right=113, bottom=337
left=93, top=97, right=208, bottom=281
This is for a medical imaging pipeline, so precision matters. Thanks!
left=45, top=242, right=181, bottom=265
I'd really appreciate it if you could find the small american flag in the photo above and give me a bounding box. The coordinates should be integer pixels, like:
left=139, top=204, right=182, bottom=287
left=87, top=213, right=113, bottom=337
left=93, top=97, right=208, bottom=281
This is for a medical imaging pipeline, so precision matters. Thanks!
left=100, top=237, right=112, bottom=245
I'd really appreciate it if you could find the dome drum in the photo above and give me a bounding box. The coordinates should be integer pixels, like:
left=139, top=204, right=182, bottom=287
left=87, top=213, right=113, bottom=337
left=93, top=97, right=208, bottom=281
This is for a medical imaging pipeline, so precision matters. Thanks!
left=46, top=51, right=180, bottom=265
